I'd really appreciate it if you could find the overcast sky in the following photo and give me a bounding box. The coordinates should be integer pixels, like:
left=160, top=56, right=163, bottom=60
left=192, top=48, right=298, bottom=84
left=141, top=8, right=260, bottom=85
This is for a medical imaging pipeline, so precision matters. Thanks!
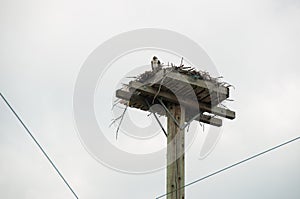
left=1, top=0, right=300, bottom=198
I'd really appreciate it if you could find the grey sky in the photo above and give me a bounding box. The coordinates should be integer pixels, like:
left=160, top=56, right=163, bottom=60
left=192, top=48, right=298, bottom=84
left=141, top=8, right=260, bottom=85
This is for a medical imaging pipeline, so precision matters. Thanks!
left=1, top=0, right=300, bottom=198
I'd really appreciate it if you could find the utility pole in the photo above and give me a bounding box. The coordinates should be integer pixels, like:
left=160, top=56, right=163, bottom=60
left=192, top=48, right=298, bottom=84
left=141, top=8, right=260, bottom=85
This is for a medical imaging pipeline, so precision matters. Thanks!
left=116, top=66, right=235, bottom=199
left=167, top=104, right=185, bottom=199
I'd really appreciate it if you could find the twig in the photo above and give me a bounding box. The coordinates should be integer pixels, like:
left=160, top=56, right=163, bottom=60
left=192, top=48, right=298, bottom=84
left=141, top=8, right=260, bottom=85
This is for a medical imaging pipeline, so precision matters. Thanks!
left=111, top=100, right=121, bottom=110
left=220, top=103, right=228, bottom=109
left=109, top=115, right=122, bottom=127
left=187, top=123, right=191, bottom=132
left=199, top=122, right=205, bottom=132
left=115, top=104, right=128, bottom=139
left=226, top=99, right=234, bottom=102
left=180, top=57, right=184, bottom=66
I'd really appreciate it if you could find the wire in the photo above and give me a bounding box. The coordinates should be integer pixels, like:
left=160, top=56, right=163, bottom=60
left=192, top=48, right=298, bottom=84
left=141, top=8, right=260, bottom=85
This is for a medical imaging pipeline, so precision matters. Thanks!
left=0, top=93, right=79, bottom=199
left=156, top=135, right=300, bottom=199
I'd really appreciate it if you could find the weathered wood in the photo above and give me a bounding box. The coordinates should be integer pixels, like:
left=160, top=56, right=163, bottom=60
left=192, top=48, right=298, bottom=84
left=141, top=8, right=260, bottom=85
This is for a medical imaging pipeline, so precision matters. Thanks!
left=185, top=110, right=222, bottom=127
left=167, top=104, right=185, bottom=199
left=146, top=70, right=229, bottom=97
left=116, top=89, right=223, bottom=127
left=115, top=67, right=236, bottom=199
left=116, top=89, right=148, bottom=110
left=128, top=81, right=235, bottom=119
left=114, top=67, right=236, bottom=199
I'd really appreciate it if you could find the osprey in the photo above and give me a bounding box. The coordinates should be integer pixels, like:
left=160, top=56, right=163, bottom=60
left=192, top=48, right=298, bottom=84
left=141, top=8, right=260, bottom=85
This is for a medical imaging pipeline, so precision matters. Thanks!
left=151, top=56, right=162, bottom=72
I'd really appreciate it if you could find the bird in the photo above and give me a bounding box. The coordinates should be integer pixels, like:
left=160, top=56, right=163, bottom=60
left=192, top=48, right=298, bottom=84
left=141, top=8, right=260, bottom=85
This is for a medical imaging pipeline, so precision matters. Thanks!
left=151, top=56, right=162, bottom=72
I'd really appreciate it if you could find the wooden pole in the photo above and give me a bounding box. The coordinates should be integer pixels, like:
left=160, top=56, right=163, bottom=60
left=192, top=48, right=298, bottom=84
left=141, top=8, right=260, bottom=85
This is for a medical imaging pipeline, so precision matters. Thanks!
left=167, top=104, right=185, bottom=199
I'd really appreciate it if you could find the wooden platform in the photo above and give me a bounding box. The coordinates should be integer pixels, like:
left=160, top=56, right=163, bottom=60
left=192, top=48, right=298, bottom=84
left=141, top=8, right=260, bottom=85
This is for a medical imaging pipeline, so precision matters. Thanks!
left=116, top=69, right=235, bottom=127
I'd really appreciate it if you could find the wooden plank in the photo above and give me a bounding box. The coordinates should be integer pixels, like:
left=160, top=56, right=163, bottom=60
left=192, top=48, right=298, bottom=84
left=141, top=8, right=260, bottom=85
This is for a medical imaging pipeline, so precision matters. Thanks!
left=210, top=92, right=227, bottom=106
left=195, top=87, right=206, bottom=97
left=116, top=89, right=223, bottom=126
left=128, top=81, right=235, bottom=119
left=146, top=70, right=229, bottom=97
left=116, top=89, right=148, bottom=110
left=186, top=113, right=222, bottom=127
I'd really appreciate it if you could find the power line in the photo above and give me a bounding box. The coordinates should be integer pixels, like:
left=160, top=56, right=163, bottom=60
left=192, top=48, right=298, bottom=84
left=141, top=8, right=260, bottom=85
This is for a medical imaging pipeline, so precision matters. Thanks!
left=0, top=93, right=79, bottom=199
left=156, top=135, right=300, bottom=199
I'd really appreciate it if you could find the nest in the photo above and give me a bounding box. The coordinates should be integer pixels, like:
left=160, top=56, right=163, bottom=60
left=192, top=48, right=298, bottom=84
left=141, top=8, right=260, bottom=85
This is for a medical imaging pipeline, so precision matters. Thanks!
left=135, top=65, right=229, bottom=87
